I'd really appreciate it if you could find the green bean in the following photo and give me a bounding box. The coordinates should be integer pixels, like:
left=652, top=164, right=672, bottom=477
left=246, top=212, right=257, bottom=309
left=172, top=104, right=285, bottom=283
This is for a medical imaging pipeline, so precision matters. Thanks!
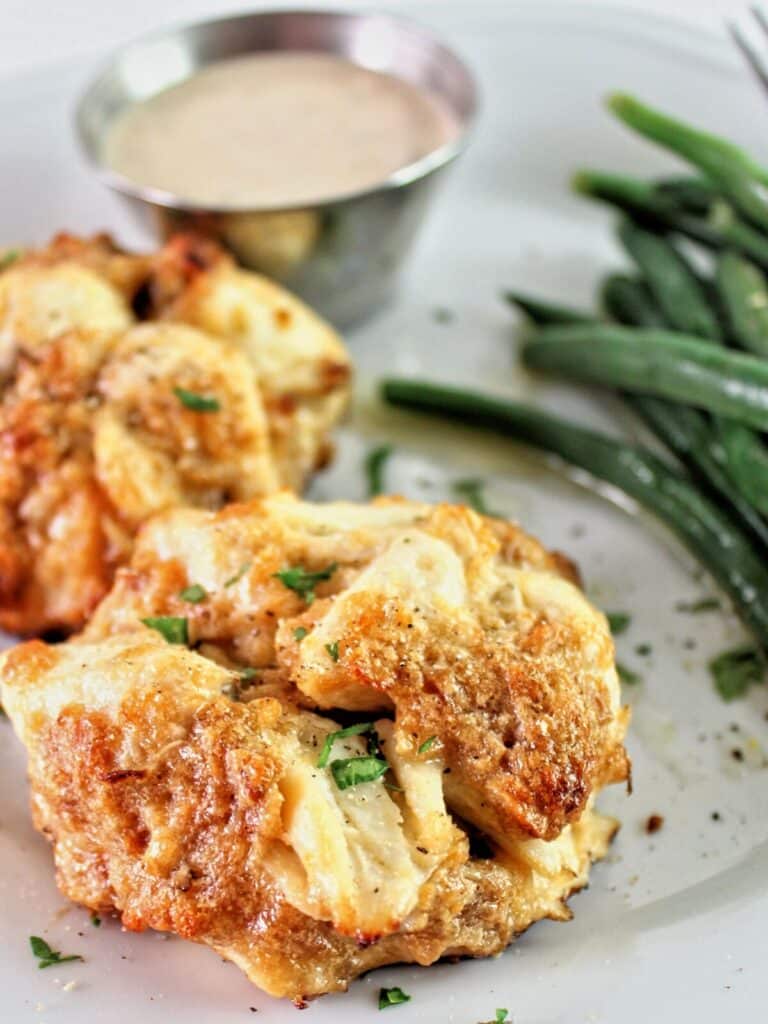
left=381, top=378, right=768, bottom=645
left=635, top=400, right=768, bottom=549
left=714, top=418, right=768, bottom=518
left=607, top=237, right=756, bottom=507
left=522, top=324, right=768, bottom=430
left=601, top=274, right=666, bottom=327
left=603, top=275, right=768, bottom=549
left=654, top=176, right=717, bottom=215
left=503, top=291, right=596, bottom=326
left=573, top=170, right=768, bottom=270
left=599, top=253, right=768, bottom=516
left=607, top=94, right=768, bottom=188
left=607, top=243, right=768, bottom=528
left=715, top=251, right=768, bottom=358
left=607, top=94, right=768, bottom=232
left=617, top=220, right=721, bottom=340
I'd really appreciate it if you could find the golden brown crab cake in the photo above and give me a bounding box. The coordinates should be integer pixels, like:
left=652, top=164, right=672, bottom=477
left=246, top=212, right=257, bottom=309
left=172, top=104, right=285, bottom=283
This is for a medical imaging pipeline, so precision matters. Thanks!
left=142, top=234, right=352, bottom=487
left=85, top=493, right=629, bottom=848
left=0, top=235, right=350, bottom=636
left=1, top=619, right=621, bottom=1000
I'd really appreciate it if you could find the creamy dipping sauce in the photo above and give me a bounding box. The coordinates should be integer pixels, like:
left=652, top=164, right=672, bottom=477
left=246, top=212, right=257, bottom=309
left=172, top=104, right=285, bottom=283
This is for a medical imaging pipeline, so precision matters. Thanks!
left=104, top=52, right=461, bottom=208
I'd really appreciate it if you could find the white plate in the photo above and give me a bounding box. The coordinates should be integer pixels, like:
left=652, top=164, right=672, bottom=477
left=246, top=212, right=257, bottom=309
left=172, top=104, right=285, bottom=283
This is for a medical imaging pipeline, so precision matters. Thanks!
left=1, top=4, right=766, bottom=1021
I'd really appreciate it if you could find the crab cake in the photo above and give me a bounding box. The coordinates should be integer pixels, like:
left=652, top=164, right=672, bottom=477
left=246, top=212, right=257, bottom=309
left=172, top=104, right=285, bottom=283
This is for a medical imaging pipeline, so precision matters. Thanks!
left=0, top=236, right=350, bottom=635
left=1, top=495, right=628, bottom=1000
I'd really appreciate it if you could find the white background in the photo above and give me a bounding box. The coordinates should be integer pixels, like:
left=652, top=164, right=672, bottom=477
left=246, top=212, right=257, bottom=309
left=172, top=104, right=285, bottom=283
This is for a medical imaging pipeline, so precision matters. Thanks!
left=0, top=0, right=757, bottom=76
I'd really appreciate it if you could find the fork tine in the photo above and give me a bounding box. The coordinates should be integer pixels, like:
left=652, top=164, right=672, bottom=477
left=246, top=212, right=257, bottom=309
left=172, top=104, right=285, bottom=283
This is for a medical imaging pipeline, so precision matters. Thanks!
left=729, top=20, right=768, bottom=97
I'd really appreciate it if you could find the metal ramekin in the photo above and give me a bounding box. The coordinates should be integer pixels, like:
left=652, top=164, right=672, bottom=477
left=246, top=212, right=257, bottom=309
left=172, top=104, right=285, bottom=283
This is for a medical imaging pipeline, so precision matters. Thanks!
left=75, top=8, right=478, bottom=327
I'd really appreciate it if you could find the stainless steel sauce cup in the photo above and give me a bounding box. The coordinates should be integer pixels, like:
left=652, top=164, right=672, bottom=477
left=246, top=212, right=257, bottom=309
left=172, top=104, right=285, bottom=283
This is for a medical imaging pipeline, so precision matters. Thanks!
left=75, top=8, right=478, bottom=327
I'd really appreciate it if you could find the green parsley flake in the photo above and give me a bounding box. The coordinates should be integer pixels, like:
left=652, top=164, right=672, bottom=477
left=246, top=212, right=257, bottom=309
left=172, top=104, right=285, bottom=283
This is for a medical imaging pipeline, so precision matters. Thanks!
left=325, top=641, right=340, bottom=662
left=173, top=386, right=220, bottom=412
left=293, top=626, right=308, bottom=642
left=179, top=583, right=207, bottom=603
left=220, top=681, right=240, bottom=701
left=365, top=444, right=393, bottom=497
left=675, top=597, right=720, bottom=613
left=224, top=561, right=252, bottom=588
left=378, top=986, right=411, bottom=1010
left=221, top=668, right=259, bottom=702
left=606, top=612, right=631, bottom=635
left=496, top=1011, right=509, bottom=1024
left=635, top=643, right=652, bottom=657
left=331, top=755, right=389, bottom=791
left=317, top=722, right=374, bottom=769
left=90, top=914, right=101, bottom=927
left=273, top=562, right=337, bottom=605
left=418, top=736, right=437, bottom=754
left=453, top=478, right=492, bottom=515
left=29, top=936, right=83, bottom=969
left=617, top=662, right=641, bottom=686
left=709, top=644, right=765, bottom=701
left=141, top=616, right=188, bottom=645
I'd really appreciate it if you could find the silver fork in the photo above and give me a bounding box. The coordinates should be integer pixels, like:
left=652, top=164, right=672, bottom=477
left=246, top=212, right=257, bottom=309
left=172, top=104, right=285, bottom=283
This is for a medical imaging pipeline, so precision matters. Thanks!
left=730, top=7, right=768, bottom=94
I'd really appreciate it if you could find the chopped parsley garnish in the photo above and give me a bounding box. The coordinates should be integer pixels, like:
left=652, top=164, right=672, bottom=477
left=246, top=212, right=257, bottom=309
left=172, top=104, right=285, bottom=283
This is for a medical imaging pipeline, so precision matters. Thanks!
left=224, top=561, right=252, bottom=587
left=675, top=597, right=720, bottom=613
left=90, top=913, right=101, bottom=927
left=273, top=562, right=337, bottom=605
left=617, top=662, right=641, bottom=686
left=293, top=626, right=308, bottom=642
left=606, top=612, right=631, bottom=635
left=141, top=616, right=188, bottom=645
left=222, top=668, right=258, bottom=701
left=174, top=386, right=220, bottom=412
left=433, top=307, right=454, bottom=324
left=0, top=249, right=21, bottom=270
left=29, top=936, right=83, bottom=969
left=317, top=722, right=374, bottom=769
left=325, top=641, right=340, bottom=662
left=331, top=755, right=389, bottom=790
left=378, top=986, right=411, bottom=1010
left=418, top=735, right=437, bottom=754
left=709, top=644, right=765, bottom=701
left=453, top=478, right=492, bottom=515
left=635, top=643, right=652, bottom=657
left=179, top=583, right=207, bottom=604
left=496, top=1012, right=509, bottom=1024
left=365, top=444, right=393, bottom=497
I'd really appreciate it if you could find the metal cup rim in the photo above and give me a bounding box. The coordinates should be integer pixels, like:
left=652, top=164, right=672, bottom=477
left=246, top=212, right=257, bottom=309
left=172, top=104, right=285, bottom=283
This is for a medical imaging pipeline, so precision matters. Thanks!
left=74, top=7, right=479, bottom=216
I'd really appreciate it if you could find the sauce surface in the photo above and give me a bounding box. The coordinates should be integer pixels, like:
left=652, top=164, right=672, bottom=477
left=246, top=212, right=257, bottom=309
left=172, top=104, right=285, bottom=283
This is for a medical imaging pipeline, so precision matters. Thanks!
left=104, top=52, right=460, bottom=208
